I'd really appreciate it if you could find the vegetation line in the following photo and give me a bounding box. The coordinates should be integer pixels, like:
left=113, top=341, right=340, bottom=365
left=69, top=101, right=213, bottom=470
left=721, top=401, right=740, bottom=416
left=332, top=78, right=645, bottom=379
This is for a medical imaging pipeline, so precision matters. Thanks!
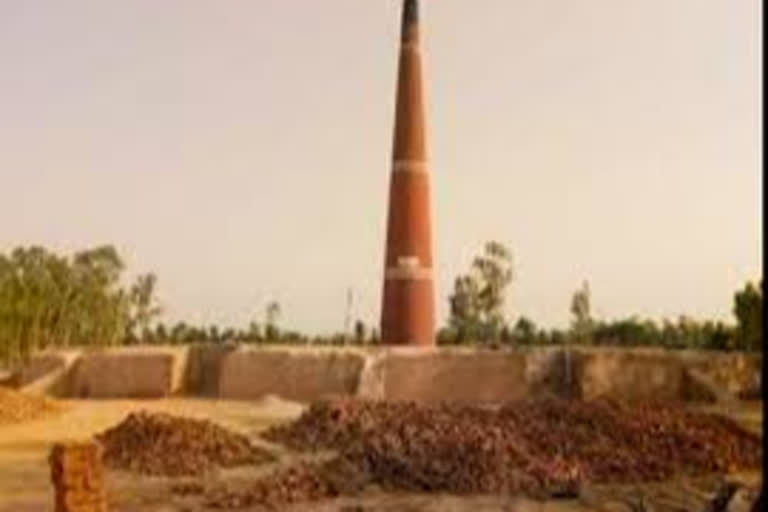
left=0, top=243, right=762, bottom=368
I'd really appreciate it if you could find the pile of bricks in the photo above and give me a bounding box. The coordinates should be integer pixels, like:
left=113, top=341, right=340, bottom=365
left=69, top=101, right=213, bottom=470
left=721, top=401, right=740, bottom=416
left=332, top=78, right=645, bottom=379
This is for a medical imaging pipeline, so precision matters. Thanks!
left=96, top=411, right=273, bottom=477
left=49, top=441, right=108, bottom=512
left=265, top=399, right=763, bottom=492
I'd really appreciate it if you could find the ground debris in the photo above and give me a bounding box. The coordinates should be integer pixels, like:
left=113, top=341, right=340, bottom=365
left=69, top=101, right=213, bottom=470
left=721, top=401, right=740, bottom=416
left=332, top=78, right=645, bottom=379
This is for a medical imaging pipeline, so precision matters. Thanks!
left=203, top=463, right=338, bottom=510
left=96, top=411, right=273, bottom=477
left=265, top=398, right=761, bottom=493
left=172, top=399, right=762, bottom=510
left=0, top=386, right=62, bottom=425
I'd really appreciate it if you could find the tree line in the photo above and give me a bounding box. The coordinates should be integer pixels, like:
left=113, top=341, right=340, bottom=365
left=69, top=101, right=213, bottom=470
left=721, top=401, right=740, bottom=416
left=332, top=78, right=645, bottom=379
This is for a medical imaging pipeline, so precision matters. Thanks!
left=440, top=241, right=763, bottom=352
left=0, top=246, right=162, bottom=365
left=0, top=244, right=762, bottom=366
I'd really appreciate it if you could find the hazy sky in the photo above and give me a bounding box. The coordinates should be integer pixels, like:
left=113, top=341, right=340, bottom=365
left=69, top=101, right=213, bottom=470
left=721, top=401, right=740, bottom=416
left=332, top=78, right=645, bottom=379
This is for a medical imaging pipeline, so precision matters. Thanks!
left=0, top=1, right=762, bottom=334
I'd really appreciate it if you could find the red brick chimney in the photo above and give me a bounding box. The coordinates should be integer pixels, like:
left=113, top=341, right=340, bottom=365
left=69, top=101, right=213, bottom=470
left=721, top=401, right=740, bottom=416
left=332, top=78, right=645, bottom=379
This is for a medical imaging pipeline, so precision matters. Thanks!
left=381, top=0, right=435, bottom=346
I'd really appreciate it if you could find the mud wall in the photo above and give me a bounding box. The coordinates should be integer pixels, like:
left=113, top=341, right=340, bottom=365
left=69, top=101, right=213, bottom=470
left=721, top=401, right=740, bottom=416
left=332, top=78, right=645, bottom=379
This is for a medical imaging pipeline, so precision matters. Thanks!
left=373, top=347, right=567, bottom=403
left=67, top=347, right=187, bottom=399
left=15, top=345, right=762, bottom=403
left=217, top=347, right=367, bottom=401
left=19, top=350, right=83, bottom=397
left=683, top=351, right=762, bottom=395
left=184, top=344, right=237, bottom=396
left=569, top=348, right=762, bottom=401
left=11, top=353, right=68, bottom=388
left=570, top=348, right=686, bottom=401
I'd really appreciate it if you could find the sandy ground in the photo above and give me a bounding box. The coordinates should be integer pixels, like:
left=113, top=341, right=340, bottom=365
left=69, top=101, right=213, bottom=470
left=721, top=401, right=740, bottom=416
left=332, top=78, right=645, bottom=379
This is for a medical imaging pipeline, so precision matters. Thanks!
left=0, top=397, right=303, bottom=511
left=0, top=398, right=762, bottom=512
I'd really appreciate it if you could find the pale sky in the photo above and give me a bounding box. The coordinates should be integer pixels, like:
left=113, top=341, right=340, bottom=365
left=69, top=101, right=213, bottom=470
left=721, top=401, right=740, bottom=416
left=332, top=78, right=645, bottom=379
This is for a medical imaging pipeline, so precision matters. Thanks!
left=0, top=1, right=762, bottom=334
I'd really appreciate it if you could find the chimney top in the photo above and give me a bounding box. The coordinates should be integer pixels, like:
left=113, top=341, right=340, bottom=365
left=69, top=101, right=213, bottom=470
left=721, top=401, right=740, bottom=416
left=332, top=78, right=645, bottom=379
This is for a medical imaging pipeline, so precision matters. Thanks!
left=401, top=0, right=419, bottom=40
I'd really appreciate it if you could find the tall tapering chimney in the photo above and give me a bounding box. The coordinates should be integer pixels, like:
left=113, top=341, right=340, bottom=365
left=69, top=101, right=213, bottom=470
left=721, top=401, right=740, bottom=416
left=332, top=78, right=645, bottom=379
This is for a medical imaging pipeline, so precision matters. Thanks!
left=380, top=0, right=435, bottom=346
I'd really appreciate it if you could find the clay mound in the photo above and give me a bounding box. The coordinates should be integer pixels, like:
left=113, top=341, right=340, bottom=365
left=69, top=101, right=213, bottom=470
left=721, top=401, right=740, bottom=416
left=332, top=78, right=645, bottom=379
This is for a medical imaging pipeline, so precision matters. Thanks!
left=96, top=411, right=273, bottom=477
left=0, top=386, right=62, bottom=425
left=264, top=399, right=762, bottom=495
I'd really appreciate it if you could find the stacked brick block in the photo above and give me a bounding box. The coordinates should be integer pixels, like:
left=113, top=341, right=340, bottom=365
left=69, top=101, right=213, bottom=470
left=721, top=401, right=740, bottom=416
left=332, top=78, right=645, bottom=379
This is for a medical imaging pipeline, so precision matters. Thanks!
left=49, top=441, right=108, bottom=512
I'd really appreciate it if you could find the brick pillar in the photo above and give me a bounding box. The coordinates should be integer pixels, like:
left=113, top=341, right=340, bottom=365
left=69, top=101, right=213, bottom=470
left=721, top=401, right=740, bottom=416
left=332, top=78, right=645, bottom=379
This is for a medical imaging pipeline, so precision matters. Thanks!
left=49, top=441, right=108, bottom=512
left=381, top=0, right=436, bottom=346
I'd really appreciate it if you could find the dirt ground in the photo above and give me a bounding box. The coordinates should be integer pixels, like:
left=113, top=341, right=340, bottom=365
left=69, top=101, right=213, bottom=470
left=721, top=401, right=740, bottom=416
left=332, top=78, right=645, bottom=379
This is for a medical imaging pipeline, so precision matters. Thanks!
left=0, top=398, right=761, bottom=512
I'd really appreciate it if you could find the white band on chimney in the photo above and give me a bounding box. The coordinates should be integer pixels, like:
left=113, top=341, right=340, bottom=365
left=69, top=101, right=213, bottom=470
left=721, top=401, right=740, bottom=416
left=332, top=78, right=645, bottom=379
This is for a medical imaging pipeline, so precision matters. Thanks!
left=392, top=159, right=428, bottom=174
left=385, top=257, right=432, bottom=280
left=385, top=267, right=433, bottom=281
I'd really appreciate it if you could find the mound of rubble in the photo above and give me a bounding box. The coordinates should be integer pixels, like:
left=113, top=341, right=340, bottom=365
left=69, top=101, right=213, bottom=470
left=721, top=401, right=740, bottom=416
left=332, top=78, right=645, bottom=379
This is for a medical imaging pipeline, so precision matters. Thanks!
left=96, top=411, right=273, bottom=477
left=0, top=386, right=62, bottom=425
left=263, top=399, right=762, bottom=495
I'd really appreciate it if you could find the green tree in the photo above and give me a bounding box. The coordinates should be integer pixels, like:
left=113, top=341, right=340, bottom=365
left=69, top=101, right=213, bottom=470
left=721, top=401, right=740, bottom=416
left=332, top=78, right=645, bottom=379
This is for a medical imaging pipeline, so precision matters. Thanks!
left=245, top=321, right=263, bottom=343
left=170, top=322, right=190, bottom=344
left=129, top=273, right=161, bottom=341
left=570, top=280, right=593, bottom=344
left=448, top=275, right=482, bottom=342
left=265, top=301, right=281, bottom=341
left=511, top=316, right=537, bottom=345
left=354, top=320, right=367, bottom=345
left=593, top=316, right=658, bottom=347
left=733, top=280, right=763, bottom=351
left=154, top=323, right=169, bottom=345
left=448, top=241, right=514, bottom=343
left=0, top=244, right=157, bottom=365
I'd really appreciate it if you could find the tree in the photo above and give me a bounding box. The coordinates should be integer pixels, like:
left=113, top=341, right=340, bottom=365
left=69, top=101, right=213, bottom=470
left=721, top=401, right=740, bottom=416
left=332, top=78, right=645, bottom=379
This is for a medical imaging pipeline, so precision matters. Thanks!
left=0, top=244, right=162, bottom=365
left=733, top=280, right=763, bottom=351
left=154, top=323, right=169, bottom=345
left=170, top=322, right=190, bottom=344
left=593, top=316, right=658, bottom=347
left=245, top=321, right=263, bottom=343
left=354, top=320, right=367, bottom=345
left=547, top=329, right=567, bottom=346
left=570, top=280, right=593, bottom=344
left=129, top=273, right=161, bottom=340
left=700, top=320, right=732, bottom=351
left=511, top=316, right=537, bottom=345
left=265, top=301, right=281, bottom=341
left=448, top=275, right=483, bottom=342
left=436, top=326, right=459, bottom=345
left=448, top=241, right=514, bottom=343
left=70, top=245, right=129, bottom=346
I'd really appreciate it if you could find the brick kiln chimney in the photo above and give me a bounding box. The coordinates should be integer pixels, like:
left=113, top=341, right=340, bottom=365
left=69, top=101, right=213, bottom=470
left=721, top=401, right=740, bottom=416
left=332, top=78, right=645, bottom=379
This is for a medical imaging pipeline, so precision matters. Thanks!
left=380, top=0, right=435, bottom=346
